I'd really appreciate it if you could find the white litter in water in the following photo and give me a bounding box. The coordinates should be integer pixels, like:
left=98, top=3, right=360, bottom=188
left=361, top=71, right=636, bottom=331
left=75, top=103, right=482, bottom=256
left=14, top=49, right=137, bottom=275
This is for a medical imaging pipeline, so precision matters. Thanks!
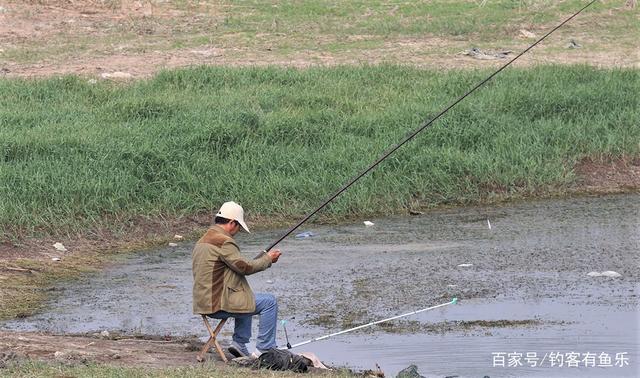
left=174, top=234, right=183, bottom=240
left=447, top=284, right=457, bottom=288
left=266, top=280, right=274, bottom=284
left=587, top=271, right=622, bottom=278
left=487, top=218, right=492, bottom=230
left=53, top=242, right=67, bottom=252
left=363, top=221, right=375, bottom=227
left=51, top=257, right=61, bottom=262
left=457, top=263, right=473, bottom=267
left=168, top=242, right=178, bottom=247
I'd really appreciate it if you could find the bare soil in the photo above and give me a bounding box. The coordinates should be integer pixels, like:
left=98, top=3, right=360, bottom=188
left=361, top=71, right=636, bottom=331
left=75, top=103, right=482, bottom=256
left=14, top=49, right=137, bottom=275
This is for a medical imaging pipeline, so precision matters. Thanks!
left=0, top=330, right=206, bottom=368
left=0, top=1, right=638, bottom=79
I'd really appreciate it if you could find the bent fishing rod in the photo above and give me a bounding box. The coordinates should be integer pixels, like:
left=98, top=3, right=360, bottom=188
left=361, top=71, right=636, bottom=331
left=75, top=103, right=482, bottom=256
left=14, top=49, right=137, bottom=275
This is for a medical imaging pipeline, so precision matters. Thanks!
left=279, top=298, right=458, bottom=349
left=255, top=0, right=597, bottom=259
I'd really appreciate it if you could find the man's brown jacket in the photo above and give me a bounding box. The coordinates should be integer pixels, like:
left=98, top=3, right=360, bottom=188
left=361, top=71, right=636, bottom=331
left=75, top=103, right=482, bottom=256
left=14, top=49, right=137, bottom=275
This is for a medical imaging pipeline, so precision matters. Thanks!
left=192, top=225, right=272, bottom=314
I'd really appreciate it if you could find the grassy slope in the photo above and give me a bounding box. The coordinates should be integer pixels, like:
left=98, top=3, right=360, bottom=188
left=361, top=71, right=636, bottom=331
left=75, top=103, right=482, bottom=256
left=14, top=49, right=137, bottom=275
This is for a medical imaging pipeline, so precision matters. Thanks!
left=1, top=65, right=638, bottom=240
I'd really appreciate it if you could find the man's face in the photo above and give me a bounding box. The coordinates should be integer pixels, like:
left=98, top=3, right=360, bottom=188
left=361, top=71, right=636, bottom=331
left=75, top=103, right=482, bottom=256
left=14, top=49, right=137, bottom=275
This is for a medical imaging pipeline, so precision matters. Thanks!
left=229, top=221, right=241, bottom=236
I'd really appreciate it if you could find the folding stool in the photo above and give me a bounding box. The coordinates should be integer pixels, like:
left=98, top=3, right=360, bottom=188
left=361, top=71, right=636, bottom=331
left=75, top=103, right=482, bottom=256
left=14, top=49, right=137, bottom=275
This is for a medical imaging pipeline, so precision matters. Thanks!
left=196, top=315, right=228, bottom=363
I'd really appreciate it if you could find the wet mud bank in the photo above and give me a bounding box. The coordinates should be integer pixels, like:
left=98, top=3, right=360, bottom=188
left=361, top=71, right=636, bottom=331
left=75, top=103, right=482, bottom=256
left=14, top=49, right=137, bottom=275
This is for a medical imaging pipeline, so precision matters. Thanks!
left=3, top=194, right=639, bottom=377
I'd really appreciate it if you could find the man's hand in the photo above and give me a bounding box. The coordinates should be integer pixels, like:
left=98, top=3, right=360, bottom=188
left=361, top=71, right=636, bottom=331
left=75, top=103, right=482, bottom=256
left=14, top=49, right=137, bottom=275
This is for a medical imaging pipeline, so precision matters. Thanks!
left=267, top=249, right=282, bottom=263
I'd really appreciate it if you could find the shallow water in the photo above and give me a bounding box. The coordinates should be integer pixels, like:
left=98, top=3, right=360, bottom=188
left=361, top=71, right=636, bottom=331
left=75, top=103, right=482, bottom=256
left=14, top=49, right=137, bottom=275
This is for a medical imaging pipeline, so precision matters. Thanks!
left=3, top=194, right=639, bottom=377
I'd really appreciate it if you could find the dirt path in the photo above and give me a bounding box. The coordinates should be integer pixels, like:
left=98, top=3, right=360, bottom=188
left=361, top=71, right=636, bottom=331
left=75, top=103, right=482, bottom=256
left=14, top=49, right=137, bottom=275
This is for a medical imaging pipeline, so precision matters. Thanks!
left=0, top=330, right=217, bottom=368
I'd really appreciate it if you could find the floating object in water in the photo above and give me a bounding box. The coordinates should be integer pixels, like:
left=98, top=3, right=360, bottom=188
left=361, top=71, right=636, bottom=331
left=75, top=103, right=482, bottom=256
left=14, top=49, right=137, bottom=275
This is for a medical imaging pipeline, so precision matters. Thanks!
left=51, top=257, right=61, bottom=262
left=587, top=271, right=621, bottom=278
left=487, top=218, right=492, bottom=230
left=457, top=263, right=473, bottom=267
left=53, top=242, right=67, bottom=252
left=266, top=280, right=274, bottom=284
left=363, top=221, right=375, bottom=227
left=168, top=242, right=178, bottom=247
left=447, top=284, right=457, bottom=288
left=295, top=231, right=315, bottom=239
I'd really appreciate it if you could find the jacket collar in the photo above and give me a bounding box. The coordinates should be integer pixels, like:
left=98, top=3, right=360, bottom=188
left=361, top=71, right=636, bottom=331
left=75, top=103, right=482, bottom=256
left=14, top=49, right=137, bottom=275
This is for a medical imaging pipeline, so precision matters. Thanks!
left=210, top=224, right=232, bottom=238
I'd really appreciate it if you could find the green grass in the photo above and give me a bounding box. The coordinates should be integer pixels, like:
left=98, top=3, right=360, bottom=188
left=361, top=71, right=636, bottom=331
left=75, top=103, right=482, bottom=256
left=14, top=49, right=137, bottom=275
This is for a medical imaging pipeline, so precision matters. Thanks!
left=0, top=360, right=355, bottom=377
left=0, top=65, right=638, bottom=240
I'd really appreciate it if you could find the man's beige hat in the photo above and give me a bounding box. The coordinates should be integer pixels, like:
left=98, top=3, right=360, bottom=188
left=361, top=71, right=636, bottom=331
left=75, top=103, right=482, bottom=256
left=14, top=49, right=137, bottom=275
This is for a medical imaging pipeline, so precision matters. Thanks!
left=216, top=201, right=250, bottom=233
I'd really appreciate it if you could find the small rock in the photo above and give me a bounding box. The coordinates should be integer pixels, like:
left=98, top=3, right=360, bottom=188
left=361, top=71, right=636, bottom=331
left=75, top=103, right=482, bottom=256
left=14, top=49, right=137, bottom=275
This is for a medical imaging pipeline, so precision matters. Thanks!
left=566, top=39, right=581, bottom=49
left=174, top=234, right=183, bottom=240
left=53, top=242, right=67, bottom=252
left=168, top=242, right=178, bottom=247
left=601, top=271, right=621, bottom=278
left=53, top=351, right=65, bottom=359
left=100, top=330, right=110, bottom=338
left=519, top=29, right=536, bottom=38
left=457, top=263, right=473, bottom=267
left=100, top=72, right=132, bottom=79
left=363, top=221, right=375, bottom=227
left=409, top=210, right=423, bottom=216
left=396, top=364, right=425, bottom=378
left=0, top=6, right=7, bottom=14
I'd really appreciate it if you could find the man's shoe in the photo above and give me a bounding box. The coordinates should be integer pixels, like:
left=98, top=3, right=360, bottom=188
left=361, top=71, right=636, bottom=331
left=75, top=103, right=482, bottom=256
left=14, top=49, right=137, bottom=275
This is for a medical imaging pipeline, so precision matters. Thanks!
left=228, top=341, right=250, bottom=358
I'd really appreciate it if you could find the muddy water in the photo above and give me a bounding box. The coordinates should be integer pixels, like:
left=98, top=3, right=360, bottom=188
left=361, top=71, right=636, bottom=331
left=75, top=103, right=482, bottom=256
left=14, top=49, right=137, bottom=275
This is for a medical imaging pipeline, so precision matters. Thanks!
left=3, top=194, right=639, bottom=377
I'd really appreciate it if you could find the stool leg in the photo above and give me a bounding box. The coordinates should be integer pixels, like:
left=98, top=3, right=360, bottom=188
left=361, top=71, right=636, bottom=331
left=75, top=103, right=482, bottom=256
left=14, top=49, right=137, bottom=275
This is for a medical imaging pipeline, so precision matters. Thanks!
left=197, top=316, right=228, bottom=363
left=212, top=318, right=228, bottom=363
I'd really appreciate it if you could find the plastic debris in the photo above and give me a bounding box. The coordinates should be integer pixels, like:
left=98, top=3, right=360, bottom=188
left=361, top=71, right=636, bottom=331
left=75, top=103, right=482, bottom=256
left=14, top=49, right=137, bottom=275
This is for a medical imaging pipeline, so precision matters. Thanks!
left=168, top=242, right=178, bottom=247
left=520, top=29, right=537, bottom=38
left=266, top=280, right=274, bottom=284
left=457, top=263, right=473, bottom=267
left=295, top=231, right=314, bottom=239
left=487, top=218, right=492, bottom=230
left=51, top=257, right=61, bottom=262
left=100, top=71, right=132, bottom=79
left=363, top=221, right=375, bottom=227
left=53, top=242, right=67, bottom=252
left=587, top=271, right=622, bottom=278
left=174, top=234, right=183, bottom=240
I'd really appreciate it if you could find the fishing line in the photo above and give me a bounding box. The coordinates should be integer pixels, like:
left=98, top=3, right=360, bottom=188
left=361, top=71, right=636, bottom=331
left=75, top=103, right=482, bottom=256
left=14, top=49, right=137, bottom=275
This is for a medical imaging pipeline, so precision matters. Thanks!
left=255, top=1, right=597, bottom=259
left=279, top=298, right=458, bottom=349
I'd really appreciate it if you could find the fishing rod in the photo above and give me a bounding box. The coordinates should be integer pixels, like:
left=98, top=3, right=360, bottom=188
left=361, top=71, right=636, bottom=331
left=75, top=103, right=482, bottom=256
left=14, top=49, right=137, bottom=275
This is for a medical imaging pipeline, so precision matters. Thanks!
left=255, top=0, right=597, bottom=259
left=279, top=298, right=458, bottom=349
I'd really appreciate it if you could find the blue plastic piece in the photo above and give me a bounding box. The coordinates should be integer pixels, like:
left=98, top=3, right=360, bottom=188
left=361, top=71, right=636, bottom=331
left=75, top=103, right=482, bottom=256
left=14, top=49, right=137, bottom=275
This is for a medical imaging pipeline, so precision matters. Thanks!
left=452, top=297, right=458, bottom=304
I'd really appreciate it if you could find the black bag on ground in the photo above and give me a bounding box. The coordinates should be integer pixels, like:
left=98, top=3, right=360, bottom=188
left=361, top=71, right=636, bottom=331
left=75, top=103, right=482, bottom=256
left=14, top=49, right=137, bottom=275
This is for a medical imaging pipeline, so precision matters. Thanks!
left=257, top=349, right=312, bottom=373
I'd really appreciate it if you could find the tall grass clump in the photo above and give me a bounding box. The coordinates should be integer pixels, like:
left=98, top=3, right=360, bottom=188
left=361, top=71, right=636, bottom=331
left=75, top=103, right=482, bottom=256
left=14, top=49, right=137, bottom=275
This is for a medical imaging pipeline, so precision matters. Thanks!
left=0, top=65, right=638, bottom=239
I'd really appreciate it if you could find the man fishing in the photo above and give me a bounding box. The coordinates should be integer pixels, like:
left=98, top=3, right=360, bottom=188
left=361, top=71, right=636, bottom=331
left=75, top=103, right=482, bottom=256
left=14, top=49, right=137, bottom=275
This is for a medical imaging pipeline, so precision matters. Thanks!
left=192, top=201, right=282, bottom=358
